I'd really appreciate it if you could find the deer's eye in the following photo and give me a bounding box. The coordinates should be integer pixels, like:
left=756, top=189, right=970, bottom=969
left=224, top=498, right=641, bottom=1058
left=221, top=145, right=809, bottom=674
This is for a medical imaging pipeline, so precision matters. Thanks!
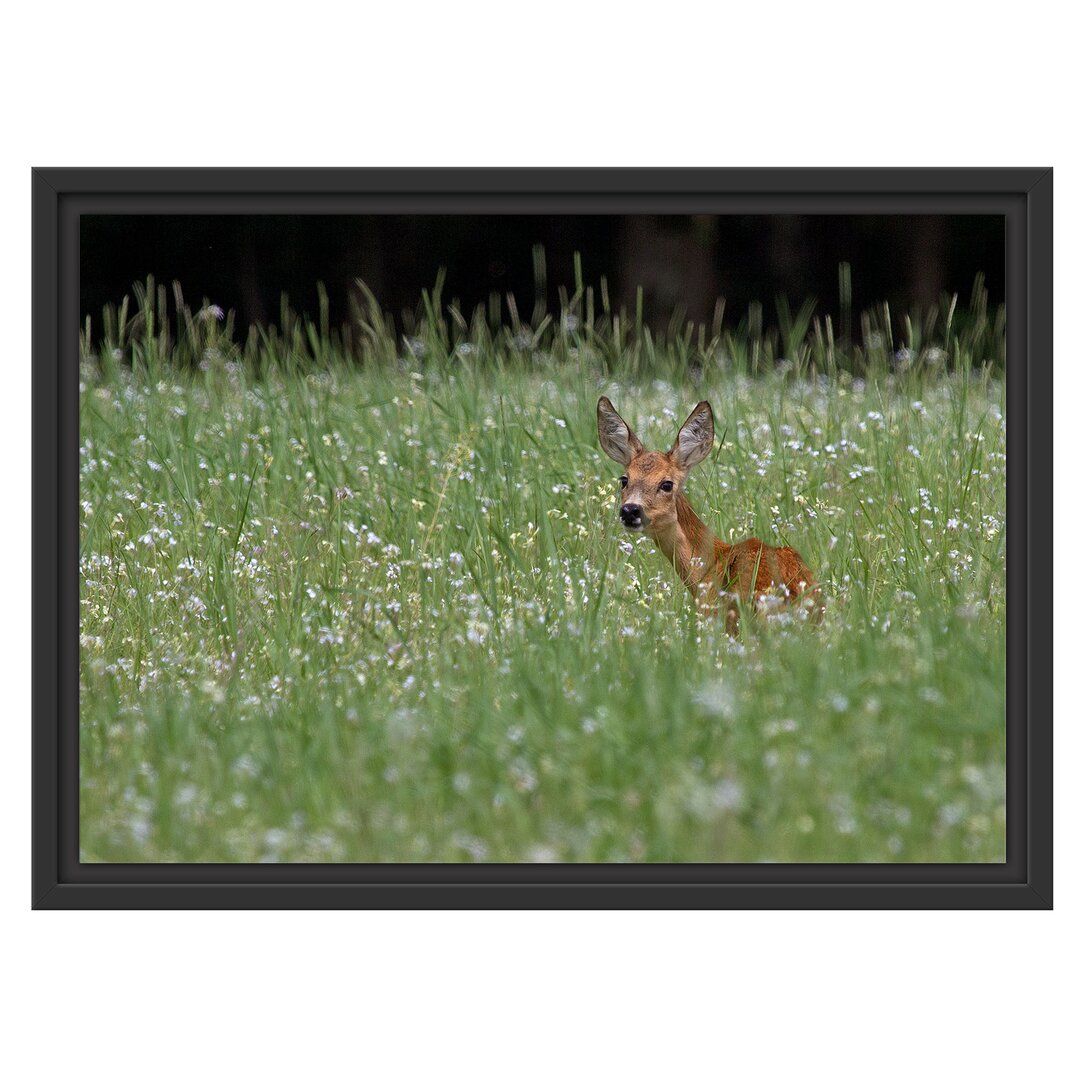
left=659, top=480, right=674, bottom=493
left=619, top=476, right=628, bottom=488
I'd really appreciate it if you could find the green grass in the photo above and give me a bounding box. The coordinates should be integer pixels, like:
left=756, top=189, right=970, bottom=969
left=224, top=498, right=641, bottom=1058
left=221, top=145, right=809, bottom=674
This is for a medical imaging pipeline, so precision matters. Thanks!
left=78, top=281, right=1006, bottom=862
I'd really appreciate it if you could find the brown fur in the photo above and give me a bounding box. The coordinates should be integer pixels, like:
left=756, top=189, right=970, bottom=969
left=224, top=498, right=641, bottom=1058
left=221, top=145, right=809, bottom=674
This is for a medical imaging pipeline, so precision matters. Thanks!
left=597, top=396, right=821, bottom=633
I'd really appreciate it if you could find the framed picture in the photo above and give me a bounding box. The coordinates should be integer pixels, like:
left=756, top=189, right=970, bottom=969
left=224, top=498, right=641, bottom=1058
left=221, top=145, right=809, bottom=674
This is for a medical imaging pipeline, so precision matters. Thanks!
left=33, top=168, right=1051, bottom=908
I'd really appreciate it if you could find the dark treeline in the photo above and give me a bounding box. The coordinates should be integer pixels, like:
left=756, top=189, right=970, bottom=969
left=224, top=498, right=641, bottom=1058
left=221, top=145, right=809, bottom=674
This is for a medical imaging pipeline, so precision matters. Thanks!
left=81, top=214, right=1004, bottom=335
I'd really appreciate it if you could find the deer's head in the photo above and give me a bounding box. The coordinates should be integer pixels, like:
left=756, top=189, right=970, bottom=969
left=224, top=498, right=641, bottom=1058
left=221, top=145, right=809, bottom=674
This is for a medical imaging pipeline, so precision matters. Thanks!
left=597, top=396, right=714, bottom=534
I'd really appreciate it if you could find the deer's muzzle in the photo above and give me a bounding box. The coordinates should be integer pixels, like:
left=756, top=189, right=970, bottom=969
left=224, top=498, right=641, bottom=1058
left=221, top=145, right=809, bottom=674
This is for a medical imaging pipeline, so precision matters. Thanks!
left=620, top=503, right=645, bottom=529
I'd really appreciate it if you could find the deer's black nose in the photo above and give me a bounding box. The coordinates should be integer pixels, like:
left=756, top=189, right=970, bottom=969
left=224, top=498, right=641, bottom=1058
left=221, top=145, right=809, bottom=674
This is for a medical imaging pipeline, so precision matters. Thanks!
left=620, top=503, right=643, bottom=527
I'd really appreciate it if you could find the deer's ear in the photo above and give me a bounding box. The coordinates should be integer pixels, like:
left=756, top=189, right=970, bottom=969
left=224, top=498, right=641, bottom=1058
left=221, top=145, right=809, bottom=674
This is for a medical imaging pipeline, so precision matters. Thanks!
left=597, top=396, right=643, bottom=465
left=672, top=400, right=714, bottom=469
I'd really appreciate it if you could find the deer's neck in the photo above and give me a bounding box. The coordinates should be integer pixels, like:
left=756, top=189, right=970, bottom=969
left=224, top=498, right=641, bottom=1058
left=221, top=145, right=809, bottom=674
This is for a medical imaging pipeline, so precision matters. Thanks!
left=652, top=493, right=730, bottom=587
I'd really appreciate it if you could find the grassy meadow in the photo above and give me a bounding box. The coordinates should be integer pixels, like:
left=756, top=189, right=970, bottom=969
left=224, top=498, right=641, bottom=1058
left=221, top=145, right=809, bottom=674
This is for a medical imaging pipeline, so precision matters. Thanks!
left=78, top=276, right=1007, bottom=862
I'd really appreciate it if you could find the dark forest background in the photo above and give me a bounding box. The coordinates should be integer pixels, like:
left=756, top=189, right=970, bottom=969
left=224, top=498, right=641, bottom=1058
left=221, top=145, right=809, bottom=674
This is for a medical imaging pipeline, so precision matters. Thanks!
left=81, top=214, right=1005, bottom=334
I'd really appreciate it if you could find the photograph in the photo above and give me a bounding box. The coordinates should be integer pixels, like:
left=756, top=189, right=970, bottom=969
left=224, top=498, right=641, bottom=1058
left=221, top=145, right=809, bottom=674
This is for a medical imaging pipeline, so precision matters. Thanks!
left=11, top=5, right=1068, bottom=1070
left=73, top=202, right=1011, bottom=866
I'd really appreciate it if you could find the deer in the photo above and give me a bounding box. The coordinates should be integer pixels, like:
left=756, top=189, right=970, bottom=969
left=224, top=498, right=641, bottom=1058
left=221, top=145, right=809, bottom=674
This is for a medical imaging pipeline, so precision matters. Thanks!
left=597, top=396, right=820, bottom=634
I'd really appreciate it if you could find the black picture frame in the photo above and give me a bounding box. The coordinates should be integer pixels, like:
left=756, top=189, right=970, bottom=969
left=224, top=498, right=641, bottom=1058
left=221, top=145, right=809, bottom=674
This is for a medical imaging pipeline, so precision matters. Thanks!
left=33, top=167, right=1052, bottom=909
